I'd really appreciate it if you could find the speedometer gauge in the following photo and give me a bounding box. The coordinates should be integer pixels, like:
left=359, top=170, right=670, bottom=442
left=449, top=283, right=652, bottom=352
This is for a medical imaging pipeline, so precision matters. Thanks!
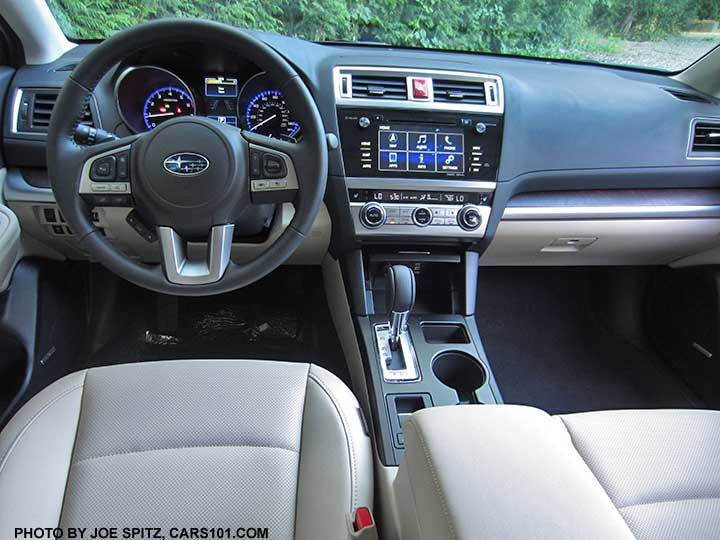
left=237, top=73, right=301, bottom=142
left=244, top=90, right=299, bottom=140
left=143, top=86, right=195, bottom=130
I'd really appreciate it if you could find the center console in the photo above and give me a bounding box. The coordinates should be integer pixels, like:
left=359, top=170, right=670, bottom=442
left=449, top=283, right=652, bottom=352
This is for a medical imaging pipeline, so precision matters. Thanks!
left=333, top=66, right=505, bottom=466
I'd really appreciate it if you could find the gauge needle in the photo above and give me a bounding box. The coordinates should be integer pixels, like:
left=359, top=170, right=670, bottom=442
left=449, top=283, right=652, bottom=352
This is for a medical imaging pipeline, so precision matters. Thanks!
left=146, top=112, right=175, bottom=118
left=250, top=114, right=277, bottom=131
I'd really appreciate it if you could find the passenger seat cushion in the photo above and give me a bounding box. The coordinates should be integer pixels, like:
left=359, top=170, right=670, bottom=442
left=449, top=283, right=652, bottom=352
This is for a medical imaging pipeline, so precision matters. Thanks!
left=394, top=405, right=636, bottom=540
left=559, top=409, right=720, bottom=540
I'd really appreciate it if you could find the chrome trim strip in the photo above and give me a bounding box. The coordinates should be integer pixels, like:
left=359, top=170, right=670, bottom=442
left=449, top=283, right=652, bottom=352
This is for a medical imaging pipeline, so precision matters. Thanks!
left=686, top=116, right=720, bottom=160
left=10, top=89, right=23, bottom=134
left=346, top=177, right=496, bottom=191
left=503, top=205, right=720, bottom=220
left=158, top=224, right=234, bottom=285
left=333, top=66, right=504, bottom=114
left=375, top=323, right=421, bottom=383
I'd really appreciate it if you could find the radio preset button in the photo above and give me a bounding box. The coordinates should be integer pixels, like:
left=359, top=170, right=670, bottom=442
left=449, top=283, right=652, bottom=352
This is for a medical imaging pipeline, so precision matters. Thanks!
left=412, top=207, right=432, bottom=227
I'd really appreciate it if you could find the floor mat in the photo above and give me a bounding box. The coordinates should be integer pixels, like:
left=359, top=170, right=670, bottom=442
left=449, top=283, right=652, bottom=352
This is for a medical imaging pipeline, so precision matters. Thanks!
left=79, top=266, right=350, bottom=385
left=475, top=267, right=701, bottom=415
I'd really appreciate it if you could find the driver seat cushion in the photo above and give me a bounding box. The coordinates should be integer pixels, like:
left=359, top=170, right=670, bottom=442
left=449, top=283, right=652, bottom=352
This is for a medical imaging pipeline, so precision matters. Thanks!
left=0, top=359, right=373, bottom=540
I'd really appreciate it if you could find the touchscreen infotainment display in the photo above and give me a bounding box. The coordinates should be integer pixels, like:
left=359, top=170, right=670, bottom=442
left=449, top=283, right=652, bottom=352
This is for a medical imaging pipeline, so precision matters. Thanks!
left=337, top=109, right=502, bottom=181
left=378, top=127, right=465, bottom=174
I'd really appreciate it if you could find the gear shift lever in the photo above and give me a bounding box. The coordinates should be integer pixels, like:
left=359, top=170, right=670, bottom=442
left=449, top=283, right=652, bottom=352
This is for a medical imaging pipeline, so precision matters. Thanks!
left=386, top=265, right=416, bottom=350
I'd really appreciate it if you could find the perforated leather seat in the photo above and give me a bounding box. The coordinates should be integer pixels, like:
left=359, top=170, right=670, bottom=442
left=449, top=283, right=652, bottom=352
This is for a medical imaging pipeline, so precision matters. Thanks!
left=0, top=359, right=373, bottom=539
left=395, top=405, right=720, bottom=540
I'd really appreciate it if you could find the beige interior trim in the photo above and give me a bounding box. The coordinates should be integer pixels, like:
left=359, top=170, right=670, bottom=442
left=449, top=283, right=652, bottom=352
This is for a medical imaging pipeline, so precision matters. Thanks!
left=674, top=43, right=720, bottom=98
left=480, top=218, right=720, bottom=266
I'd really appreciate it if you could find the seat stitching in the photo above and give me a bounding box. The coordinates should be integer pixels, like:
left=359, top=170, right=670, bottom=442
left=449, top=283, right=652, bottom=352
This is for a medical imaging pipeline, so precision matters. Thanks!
left=0, top=381, right=86, bottom=475
left=404, top=419, right=457, bottom=540
left=555, top=416, right=638, bottom=536
left=74, top=443, right=299, bottom=465
left=307, top=371, right=358, bottom=511
left=619, top=496, right=720, bottom=511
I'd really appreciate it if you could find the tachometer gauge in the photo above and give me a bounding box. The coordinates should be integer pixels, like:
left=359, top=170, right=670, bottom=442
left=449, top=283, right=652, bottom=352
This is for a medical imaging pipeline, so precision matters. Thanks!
left=244, top=90, right=299, bottom=141
left=143, top=86, right=195, bottom=130
left=237, top=73, right=301, bottom=142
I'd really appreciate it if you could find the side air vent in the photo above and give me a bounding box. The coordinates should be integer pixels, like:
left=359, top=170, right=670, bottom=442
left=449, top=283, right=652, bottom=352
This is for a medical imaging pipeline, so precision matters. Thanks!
left=30, top=91, right=57, bottom=130
left=664, top=88, right=713, bottom=104
left=689, top=119, right=720, bottom=156
left=15, top=88, right=96, bottom=134
left=433, top=79, right=487, bottom=105
left=351, top=74, right=408, bottom=100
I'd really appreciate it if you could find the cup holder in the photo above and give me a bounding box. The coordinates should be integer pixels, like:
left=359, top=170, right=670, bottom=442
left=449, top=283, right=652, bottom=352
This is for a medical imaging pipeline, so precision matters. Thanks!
left=432, top=351, right=487, bottom=404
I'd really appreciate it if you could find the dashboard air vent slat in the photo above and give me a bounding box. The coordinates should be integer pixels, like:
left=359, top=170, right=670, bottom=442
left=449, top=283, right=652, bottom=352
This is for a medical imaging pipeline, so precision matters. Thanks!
left=433, top=79, right=486, bottom=105
left=691, top=121, right=720, bottom=155
left=351, top=74, right=408, bottom=100
left=22, top=89, right=95, bottom=134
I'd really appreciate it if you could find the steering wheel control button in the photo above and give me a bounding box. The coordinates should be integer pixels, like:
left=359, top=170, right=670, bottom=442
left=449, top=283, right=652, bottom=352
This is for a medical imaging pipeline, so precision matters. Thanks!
left=250, top=150, right=262, bottom=178
left=116, top=152, right=130, bottom=180
left=360, top=202, right=386, bottom=228
left=458, top=205, right=483, bottom=230
left=90, top=156, right=116, bottom=181
left=412, top=207, right=432, bottom=227
left=262, top=153, right=287, bottom=178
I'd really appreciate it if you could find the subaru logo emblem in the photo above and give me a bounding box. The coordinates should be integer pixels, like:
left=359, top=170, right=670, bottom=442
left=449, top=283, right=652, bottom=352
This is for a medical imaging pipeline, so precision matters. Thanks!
left=163, top=153, right=210, bottom=176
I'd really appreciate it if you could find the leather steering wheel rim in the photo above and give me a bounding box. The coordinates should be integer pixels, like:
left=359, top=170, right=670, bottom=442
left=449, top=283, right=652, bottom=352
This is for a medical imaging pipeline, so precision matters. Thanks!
left=47, top=19, right=327, bottom=296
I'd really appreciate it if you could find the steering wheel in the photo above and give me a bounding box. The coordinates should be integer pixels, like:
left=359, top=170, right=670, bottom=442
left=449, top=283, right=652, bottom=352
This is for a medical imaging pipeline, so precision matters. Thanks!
left=47, top=19, right=327, bottom=296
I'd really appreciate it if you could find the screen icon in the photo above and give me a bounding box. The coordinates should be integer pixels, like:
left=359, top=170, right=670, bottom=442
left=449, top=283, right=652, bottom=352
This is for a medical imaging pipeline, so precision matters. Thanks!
left=379, top=150, right=408, bottom=171
left=408, top=152, right=435, bottom=172
left=379, top=131, right=407, bottom=151
left=409, top=132, right=435, bottom=152
left=438, top=133, right=463, bottom=152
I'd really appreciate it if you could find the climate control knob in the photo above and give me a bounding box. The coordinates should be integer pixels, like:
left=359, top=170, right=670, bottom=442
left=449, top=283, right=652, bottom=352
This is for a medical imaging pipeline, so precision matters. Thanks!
left=360, top=202, right=386, bottom=228
left=412, top=207, right=433, bottom=227
left=458, top=205, right=483, bottom=231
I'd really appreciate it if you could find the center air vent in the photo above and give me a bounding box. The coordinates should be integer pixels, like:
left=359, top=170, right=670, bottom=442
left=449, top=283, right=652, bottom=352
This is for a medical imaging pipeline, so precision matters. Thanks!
left=689, top=119, right=720, bottom=156
left=351, top=74, right=408, bottom=100
left=334, top=67, right=504, bottom=113
left=15, top=88, right=96, bottom=134
left=433, top=79, right=487, bottom=105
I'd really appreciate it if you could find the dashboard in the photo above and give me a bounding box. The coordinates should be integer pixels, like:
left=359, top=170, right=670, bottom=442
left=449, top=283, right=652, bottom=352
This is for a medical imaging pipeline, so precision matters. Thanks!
left=4, top=31, right=720, bottom=268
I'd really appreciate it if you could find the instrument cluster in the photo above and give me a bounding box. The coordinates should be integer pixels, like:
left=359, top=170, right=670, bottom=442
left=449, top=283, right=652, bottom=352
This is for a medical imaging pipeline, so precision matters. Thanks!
left=115, top=66, right=301, bottom=142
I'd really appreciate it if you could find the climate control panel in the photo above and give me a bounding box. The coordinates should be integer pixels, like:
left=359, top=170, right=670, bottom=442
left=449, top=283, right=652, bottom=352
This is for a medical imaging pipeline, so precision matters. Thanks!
left=349, top=188, right=492, bottom=239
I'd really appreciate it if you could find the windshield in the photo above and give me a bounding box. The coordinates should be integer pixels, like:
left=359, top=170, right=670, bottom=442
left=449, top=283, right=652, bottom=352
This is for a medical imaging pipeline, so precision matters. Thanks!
left=46, top=0, right=720, bottom=72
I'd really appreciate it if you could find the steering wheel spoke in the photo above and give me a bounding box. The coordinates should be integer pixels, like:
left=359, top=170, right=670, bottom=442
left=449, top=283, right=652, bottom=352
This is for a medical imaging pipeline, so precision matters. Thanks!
left=158, top=224, right=235, bottom=285
left=78, top=134, right=141, bottom=206
left=243, top=131, right=301, bottom=204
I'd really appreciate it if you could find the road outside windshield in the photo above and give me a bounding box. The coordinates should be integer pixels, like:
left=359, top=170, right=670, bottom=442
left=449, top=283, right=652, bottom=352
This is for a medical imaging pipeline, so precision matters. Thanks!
left=47, top=0, right=720, bottom=72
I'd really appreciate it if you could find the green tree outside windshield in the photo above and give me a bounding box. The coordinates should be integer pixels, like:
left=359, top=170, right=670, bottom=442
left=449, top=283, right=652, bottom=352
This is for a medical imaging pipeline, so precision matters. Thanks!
left=46, top=0, right=718, bottom=71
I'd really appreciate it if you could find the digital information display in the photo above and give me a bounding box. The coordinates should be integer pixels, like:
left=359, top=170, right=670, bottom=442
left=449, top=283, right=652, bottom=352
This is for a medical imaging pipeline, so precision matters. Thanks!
left=207, top=115, right=237, bottom=126
left=378, top=128, right=465, bottom=174
left=204, top=76, right=238, bottom=97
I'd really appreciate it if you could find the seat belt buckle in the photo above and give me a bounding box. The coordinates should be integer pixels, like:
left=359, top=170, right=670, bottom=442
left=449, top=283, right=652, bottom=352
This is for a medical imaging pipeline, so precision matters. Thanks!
left=346, top=507, right=378, bottom=540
